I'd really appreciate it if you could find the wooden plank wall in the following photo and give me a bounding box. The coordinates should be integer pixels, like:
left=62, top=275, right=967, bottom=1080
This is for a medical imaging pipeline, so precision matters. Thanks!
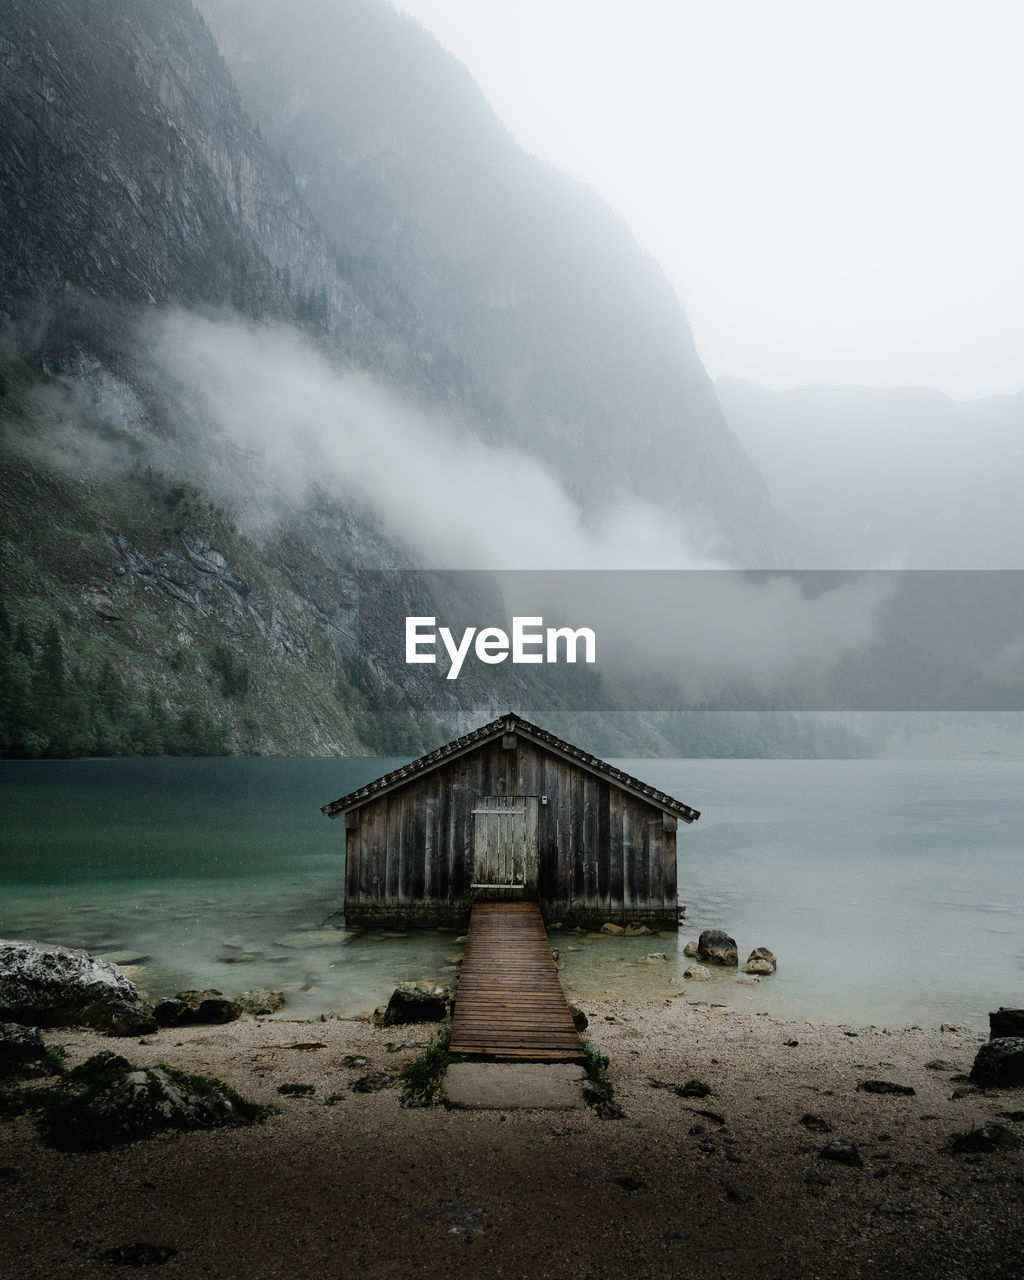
left=344, top=737, right=677, bottom=922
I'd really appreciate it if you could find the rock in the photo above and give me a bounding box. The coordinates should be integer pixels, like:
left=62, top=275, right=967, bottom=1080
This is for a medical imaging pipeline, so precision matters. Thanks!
left=234, top=989, right=286, bottom=1016
left=683, top=964, right=712, bottom=981
left=644, top=953, right=668, bottom=962
left=549, top=949, right=560, bottom=962
left=43, top=1065, right=269, bottom=1151
left=623, top=923, right=651, bottom=936
left=989, top=1008, right=1024, bottom=1039
left=697, top=930, right=738, bottom=967
left=98, top=951, right=150, bottom=967
left=743, top=947, right=777, bottom=975
left=857, top=1080, right=916, bottom=1096
left=969, top=1037, right=1024, bottom=1087
left=0, top=1022, right=47, bottom=1075
left=925, top=1059, right=957, bottom=1071
left=0, top=940, right=155, bottom=1035
left=152, top=998, right=192, bottom=1028
left=568, top=1003, right=589, bottom=1032
left=947, top=1122, right=1022, bottom=1155
left=350, top=1071, right=393, bottom=1093
left=676, top=1079, right=713, bottom=1098
left=800, top=1113, right=833, bottom=1134
left=736, top=975, right=760, bottom=985
left=819, top=1139, right=863, bottom=1168
left=682, top=941, right=699, bottom=958
left=379, top=986, right=447, bottom=1026
left=600, top=923, right=624, bottom=935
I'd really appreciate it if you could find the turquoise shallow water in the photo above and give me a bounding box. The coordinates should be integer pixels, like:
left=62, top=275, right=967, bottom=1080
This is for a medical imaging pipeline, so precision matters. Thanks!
left=1, top=758, right=1021, bottom=1029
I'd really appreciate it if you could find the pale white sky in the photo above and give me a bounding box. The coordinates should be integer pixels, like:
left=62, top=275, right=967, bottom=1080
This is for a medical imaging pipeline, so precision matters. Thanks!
left=391, top=0, right=1024, bottom=399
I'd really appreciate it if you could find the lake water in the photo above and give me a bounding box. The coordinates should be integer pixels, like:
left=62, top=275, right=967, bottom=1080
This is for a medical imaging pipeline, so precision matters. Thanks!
left=1, top=758, right=1021, bottom=1030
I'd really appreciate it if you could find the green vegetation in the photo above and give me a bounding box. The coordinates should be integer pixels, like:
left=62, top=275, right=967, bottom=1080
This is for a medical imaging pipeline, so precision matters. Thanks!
left=580, top=1037, right=609, bottom=1081
left=0, top=606, right=229, bottom=758
left=399, top=1026, right=456, bottom=1106
left=277, top=1081, right=315, bottom=1096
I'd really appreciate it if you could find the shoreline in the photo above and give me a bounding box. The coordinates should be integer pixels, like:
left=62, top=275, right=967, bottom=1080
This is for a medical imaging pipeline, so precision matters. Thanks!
left=3, top=1000, right=1021, bottom=1279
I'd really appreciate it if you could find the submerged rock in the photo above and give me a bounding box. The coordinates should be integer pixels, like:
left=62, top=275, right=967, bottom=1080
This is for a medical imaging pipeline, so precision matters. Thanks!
left=0, top=940, right=155, bottom=1035
left=682, top=941, right=699, bottom=958
left=234, top=989, right=286, bottom=1017
left=683, top=964, right=712, bottom=982
left=743, top=947, right=777, bottom=976
left=697, top=930, right=739, bottom=967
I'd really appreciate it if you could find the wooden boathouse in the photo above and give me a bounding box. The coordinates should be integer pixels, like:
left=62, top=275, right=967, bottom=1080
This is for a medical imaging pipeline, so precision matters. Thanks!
left=321, top=711, right=700, bottom=930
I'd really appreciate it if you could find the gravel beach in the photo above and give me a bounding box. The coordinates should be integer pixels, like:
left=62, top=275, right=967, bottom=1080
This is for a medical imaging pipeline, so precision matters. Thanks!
left=2, top=999, right=1022, bottom=1280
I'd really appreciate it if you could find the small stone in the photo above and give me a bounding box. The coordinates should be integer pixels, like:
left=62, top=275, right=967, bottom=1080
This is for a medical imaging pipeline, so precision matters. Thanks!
left=350, top=1071, right=393, bottom=1093
left=697, top=930, right=738, bottom=967
left=600, top=923, right=624, bottom=935
left=682, top=941, right=699, bottom=958
left=820, top=1139, right=862, bottom=1168
left=925, top=1059, right=957, bottom=1071
left=800, top=1113, right=833, bottom=1134
left=568, top=1004, right=589, bottom=1032
left=623, top=924, right=651, bottom=936
left=683, top=964, right=712, bottom=981
left=947, top=1123, right=1021, bottom=1155
left=784, top=1039, right=800, bottom=1048
left=644, top=953, right=668, bottom=962
left=342, top=1055, right=369, bottom=1068
left=736, top=975, right=760, bottom=985
left=676, top=1079, right=712, bottom=1098
left=857, top=1080, right=916, bottom=1096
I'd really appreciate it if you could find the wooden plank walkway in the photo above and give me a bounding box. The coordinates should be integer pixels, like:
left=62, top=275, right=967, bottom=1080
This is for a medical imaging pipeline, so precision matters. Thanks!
left=449, top=901, right=585, bottom=1062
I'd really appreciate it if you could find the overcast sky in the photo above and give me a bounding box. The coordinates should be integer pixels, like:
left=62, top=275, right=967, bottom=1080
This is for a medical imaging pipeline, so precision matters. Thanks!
left=391, top=0, right=1024, bottom=401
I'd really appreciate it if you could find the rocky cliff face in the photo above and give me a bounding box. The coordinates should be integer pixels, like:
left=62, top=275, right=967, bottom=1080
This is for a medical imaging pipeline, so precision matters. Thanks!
left=198, top=0, right=784, bottom=563
left=1, top=0, right=789, bottom=757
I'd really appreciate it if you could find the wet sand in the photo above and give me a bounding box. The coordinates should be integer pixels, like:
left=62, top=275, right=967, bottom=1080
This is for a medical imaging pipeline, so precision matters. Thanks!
left=2, top=1000, right=1022, bottom=1280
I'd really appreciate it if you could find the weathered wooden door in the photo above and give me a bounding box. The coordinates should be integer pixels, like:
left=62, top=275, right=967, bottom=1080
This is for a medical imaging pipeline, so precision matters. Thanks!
left=471, top=796, right=539, bottom=891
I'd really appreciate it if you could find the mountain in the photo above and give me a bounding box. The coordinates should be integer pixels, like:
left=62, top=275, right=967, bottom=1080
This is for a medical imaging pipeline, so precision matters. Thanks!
left=0, top=0, right=790, bottom=757
left=716, top=377, right=1024, bottom=568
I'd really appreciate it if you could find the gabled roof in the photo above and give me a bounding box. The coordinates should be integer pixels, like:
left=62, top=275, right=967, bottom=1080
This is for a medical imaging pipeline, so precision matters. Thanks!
left=321, top=711, right=700, bottom=823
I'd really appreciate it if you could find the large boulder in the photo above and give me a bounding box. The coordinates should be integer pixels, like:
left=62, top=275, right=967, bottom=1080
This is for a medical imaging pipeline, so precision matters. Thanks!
left=43, top=1060, right=270, bottom=1151
left=969, top=1037, right=1024, bottom=1087
left=990, top=1009, right=1024, bottom=1039
left=697, top=930, right=739, bottom=967
left=0, top=940, right=155, bottom=1035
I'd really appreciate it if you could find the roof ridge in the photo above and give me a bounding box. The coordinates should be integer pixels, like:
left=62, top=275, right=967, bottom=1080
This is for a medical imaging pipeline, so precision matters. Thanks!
left=321, top=711, right=699, bottom=822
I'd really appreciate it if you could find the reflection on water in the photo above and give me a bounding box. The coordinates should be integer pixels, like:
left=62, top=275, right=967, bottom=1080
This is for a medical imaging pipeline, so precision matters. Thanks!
left=2, top=758, right=1023, bottom=1029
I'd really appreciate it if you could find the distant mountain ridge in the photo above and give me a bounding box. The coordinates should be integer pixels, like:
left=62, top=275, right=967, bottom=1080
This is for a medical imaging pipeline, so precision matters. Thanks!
left=717, top=377, right=1024, bottom=568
